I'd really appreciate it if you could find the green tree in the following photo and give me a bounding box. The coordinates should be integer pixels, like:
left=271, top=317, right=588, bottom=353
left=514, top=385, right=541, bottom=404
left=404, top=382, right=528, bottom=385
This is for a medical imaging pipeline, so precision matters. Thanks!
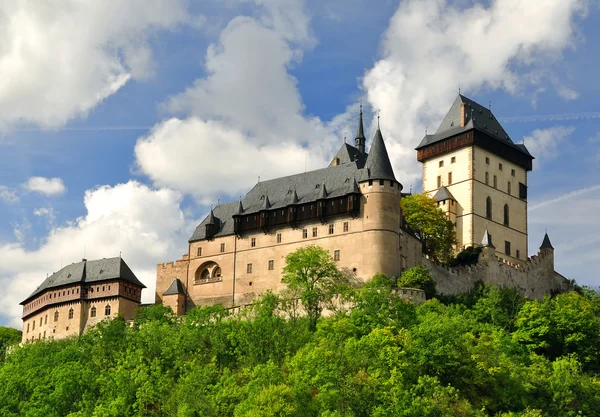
left=398, top=265, right=436, bottom=298
left=400, top=193, right=457, bottom=262
left=282, top=245, right=350, bottom=331
left=0, top=326, right=21, bottom=361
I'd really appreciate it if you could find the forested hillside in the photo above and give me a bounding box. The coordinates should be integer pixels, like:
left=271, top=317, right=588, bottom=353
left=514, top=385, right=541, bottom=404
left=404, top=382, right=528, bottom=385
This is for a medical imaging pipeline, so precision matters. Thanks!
left=1, top=280, right=599, bottom=416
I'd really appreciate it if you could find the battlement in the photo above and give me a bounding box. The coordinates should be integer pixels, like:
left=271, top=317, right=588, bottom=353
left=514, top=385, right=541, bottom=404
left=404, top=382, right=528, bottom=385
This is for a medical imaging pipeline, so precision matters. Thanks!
left=158, top=254, right=190, bottom=270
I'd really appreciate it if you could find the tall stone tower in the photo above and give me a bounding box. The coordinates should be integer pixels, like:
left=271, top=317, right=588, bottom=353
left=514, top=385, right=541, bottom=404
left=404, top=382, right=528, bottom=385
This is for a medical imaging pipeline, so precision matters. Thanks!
left=416, top=95, right=534, bottom=264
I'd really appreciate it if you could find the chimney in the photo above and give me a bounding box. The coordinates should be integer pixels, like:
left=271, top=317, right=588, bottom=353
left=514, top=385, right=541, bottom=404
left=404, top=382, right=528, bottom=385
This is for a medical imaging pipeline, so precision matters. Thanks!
left=460, top=103, right=466, bottom=127
left=332, top=157, right=340, bottom=166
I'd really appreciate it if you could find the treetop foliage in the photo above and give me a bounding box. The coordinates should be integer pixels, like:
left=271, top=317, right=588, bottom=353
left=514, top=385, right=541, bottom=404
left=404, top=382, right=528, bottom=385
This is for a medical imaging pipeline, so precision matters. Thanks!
left=2, top=281, right=599, bottom=416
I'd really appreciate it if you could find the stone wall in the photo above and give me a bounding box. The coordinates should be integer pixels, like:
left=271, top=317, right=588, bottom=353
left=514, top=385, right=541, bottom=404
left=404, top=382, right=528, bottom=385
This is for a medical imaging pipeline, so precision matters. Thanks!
left=420, top=247, right=568, bottom=299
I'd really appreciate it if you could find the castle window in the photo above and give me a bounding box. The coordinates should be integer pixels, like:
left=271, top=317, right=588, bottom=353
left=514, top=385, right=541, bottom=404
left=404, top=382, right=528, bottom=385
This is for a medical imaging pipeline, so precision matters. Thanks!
left=214, top=267, right=221, bottom=277
left=220, top=243, right=225, bottom=253
left=312, top=227, right=318, bottom=237
left=268, top=260, right=274, bottom=271
left=448, top=172, right=452, bottom=185
left=91, top=307, right=96, bottom=318
left=499, top=163, right=503, bottom=171
left=379, top=179, right=384, bottom=186
left=54, top=311, right=59, bottom=322
left=439, top=160, right=444, bottom=167
left=368, top=180, right=373, bottom=186
left=251, top=238, right=256, bottom=247
left=504, top=204, right=509, bottom=226
left=486, top=157, right=490, bottom=165
left=68, top=308, right=74, bottom=319
left=519, top=182, right=527, bottom=200
left=32, top=320, right=35, bottom=330
left=247, top=263, right=253, bottom=274
left=437, top=176, right=441, bottom=188
left=505, top=241, right=511, bottom=256
left=511, top=169, right=516, bottom=177
left=516, top=250, right=520, bottom=259
left=102, top=286, right=105, bottom=291
left=451, top=156, right=456, bottom=163
left=201, top=269, right=210, bottom=280
left=334, top=250, right=340, bottom=261
left=302, top=229, right=307, bottom=239
left=40, top=317, right=42, bottom=326
left=485, top=172, right=489, bottom=185
left=27, top=323, right=29, bottom=333
left=105, top=305, right=111, bottom=316
left=276, top=233, right=282, bottom=243
left=329, top=224, right=334, bottom=234
left=390, top=181, right=394, bottom=187
left=343, top=222, right=349, bottom=232
left=493, top=175, right=497, bottom=188
left=43, top=331, right=46, bottom=339
left=197, top=247, right=202, bottom=256
left=486, top=197, right=492, bottom=219
left=44, top=315, right=47, bottom=325
left=508, top=181, right=511, bottom=195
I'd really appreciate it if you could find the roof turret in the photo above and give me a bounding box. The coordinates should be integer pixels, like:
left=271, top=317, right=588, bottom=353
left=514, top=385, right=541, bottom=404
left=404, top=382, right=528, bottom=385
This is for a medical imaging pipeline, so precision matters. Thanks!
left=236, top=200, right=244, bottom=215
left=360, top=127, right=396, bottom=182
left=481, top=228, right=495, bottom=248
left=206, top=208, right=216, bottom=225
left=540, top=233, right=554, bottom=250
left=163, top=278, right=185, bottom=296
left=432, top=186, right=456, bottom=202
left=260, top=195, right=271, bottom=211
left=355, top=103, right=366, bottom=154
left=319, top=181, right=328, bottom=199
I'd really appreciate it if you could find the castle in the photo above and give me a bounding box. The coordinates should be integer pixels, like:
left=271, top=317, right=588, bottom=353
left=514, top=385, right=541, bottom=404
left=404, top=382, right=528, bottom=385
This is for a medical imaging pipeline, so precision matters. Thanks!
left=155, top=95, right=569, bottom=314
left=20, top=257, right=145, bottom=344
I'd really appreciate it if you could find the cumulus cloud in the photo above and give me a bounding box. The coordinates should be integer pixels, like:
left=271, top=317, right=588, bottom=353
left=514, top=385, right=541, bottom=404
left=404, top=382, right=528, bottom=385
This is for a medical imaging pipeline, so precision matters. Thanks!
left=23, top=177, right=66, bottom=196
left=523, top=126, right=575, bottom=167
left=363, top=0, right=587, bottom=184
left=137, top=1, right=341, bottom=201
left=0, top=185, right=18, bottom=203
left=0, top=1, right=191, bottom=129
left=0, top=181, right=190, bottom=327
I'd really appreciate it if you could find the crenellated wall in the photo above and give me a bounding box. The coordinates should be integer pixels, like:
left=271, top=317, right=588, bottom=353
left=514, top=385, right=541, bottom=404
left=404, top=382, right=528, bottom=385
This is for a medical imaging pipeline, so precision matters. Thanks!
left=420, top=247, right=568, bottom=299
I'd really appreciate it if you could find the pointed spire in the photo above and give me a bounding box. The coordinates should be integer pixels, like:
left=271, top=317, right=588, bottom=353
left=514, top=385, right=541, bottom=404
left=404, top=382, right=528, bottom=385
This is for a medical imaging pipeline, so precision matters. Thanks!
left=319, top=181, right=328, bottom=199
left=360, top=127, right=396, bottom=182
left=292, top=189, right=299, bottom=204
left=236, top=199, right=244, bottom=215
left=260, top=194, right=271, bottom=211
left=481, top=228, right=495, bottom=248
left=355, top=102, right=366, bottom=154
left=540, top=233, right=554, bottom=250
left=206, top=208, right=216, bottom=225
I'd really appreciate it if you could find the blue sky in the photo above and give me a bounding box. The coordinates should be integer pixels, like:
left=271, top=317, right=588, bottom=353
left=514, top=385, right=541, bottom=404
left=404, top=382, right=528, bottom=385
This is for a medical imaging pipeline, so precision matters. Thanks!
left=0, top=0, right=599, bottom=327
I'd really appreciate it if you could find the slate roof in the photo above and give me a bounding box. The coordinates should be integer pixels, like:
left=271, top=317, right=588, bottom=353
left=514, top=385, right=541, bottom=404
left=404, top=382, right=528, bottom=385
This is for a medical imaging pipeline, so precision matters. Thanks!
left=432, top=186, right=456, bottom=202
left=190, top=123, right=399, bottom=242
left=22, top=257, right=145, bottom=304
left=540, top=233, right=554, bottom=250
left=163, top=278, right=185, bottom=296
left=329, top=143, right=367, bottom=167
left=415, top=94, right=532, bottom=159
left=360, top=128, right=397, bottom=182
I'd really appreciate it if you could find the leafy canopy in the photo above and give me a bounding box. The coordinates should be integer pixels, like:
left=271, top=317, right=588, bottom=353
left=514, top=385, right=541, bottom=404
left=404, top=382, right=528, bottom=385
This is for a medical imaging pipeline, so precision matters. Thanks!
left=398, top=265, right=436, bottom=298
left=401, top=192, right=457, bottom=262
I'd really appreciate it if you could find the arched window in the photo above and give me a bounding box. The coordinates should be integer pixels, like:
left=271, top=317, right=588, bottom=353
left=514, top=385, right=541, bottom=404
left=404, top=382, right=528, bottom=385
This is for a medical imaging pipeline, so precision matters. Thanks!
left=105, top=305, right=111, bottom=316
left=213, top=267, right=221, bottom=277
left=91, top=306, right=96, bottom=318
left=493, top=175, right=497, bottom=188
left=54, top=311, right=59, bottom=322
left=68, top=308, right=74, bottom=319
left=504, top=204, right=509, bottom=226
left=195, top=261, right=221, bottom=283
left=486, top=197, right=492, bottom=219
left=201, top=269, right=210, bottom=280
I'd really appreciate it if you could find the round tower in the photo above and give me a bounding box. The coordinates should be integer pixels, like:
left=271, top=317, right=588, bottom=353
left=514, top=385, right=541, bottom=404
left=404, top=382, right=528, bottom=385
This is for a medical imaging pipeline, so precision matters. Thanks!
left=358, top=127, right=403, bottom=280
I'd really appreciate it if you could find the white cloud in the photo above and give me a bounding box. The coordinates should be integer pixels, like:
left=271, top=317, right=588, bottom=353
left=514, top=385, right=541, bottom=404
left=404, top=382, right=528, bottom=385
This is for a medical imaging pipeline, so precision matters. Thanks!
left=137, top=3, right=341, bottom=201
left=33, top=207, right=56, bottom=228
left=23, top=177, right=66, bottom=196
left=0, top=1, right=191, bottom=129
left=362, top=0, right=587, bottom=184
left=0, top=181, right=191, bottom=327
left=12, top=218, right=31, bottom=244
left=523, top=126, right=575, bottom=167
left=0, top=185, right=18, bottom=203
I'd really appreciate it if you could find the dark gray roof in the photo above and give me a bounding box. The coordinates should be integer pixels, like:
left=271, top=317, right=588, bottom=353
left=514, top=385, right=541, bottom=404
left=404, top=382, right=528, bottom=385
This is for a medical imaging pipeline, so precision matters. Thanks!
left=360, top=128, right=397, bottom=182
left=481, top=229, right=495, bottom=248
left=329, top=143, right=367, bottom=167
left=540, top=233, right=554, bottom=250
left=415, top=94, right=532, bottom=158
left=163, top=278, right=185, bottom=296
left=432, top=186, right=456, bottom=202
left=22, top=257, right=145, bottom=304
left=356, top=106, right=366, bottom=141
left=190, top=129, right=398, bottom=243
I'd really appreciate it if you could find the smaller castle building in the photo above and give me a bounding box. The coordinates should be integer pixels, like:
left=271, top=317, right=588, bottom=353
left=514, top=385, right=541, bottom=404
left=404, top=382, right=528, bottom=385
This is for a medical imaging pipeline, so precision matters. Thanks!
left=20, top=257, right=145, bottom=344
